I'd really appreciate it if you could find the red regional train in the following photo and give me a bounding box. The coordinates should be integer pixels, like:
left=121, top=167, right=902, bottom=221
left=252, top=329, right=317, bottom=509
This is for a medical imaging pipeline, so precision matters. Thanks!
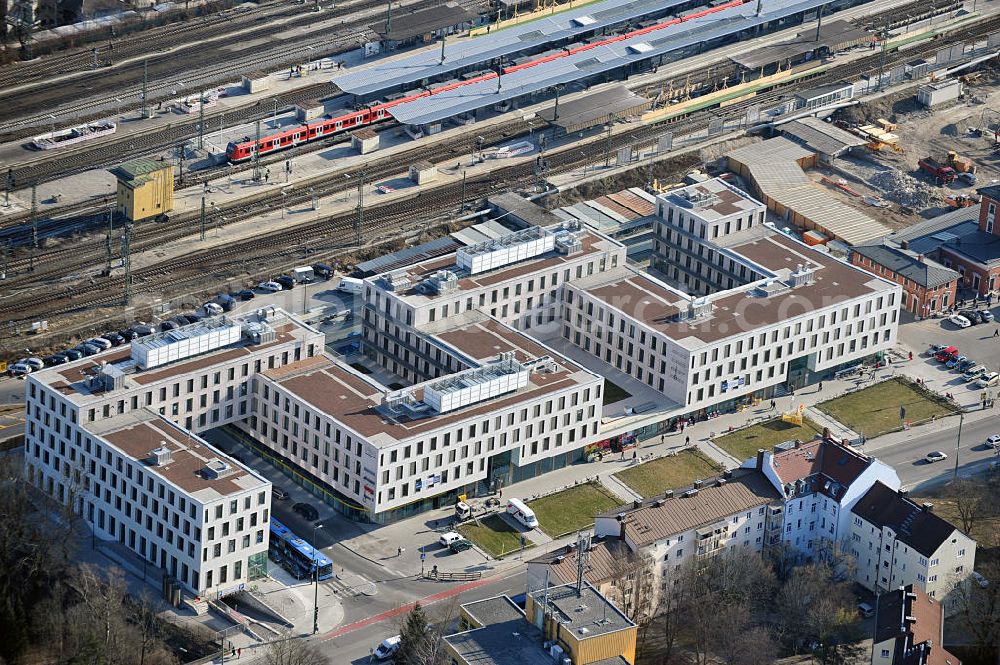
left=225, top=0, right=746, bottom=162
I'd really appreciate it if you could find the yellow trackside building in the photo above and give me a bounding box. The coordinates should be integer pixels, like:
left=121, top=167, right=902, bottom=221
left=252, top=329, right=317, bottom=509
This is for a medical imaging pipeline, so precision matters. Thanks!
left=445, top=582, right=637, bottom=665
left=110, top=158, right=174, bottom=222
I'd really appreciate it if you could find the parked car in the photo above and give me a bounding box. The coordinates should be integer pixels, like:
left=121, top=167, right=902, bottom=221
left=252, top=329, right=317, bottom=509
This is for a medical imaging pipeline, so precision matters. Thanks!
left=960, top=310, right=980, bottom=325
left=8, top=363, right=31, bottom=376
left=963, top=365, right=986, bottom=381
left=312, top=263, right=333, bottom=279
left=978, top=309, right=994, bottom=323
left=272, top=486, right=290, bottom=501
left=23, top=357, right=45, bottom=371
left=857, top=602, right=875, bottom=619
left=130, top=324, right=156, bottom=336
left=449, top=539, right=473, bottom=553
left=946, top=354, right=967, bottom=369
left=292, top=502, right=319, bottom=521
left=216, top=294, right=237, bottom=312
left=87, top=337, right=112, bottom=350
left=237, top=289, right=256, bottom=301
left=44, top=354, right=69, bottom=366
left=275, top=275, right=296, bottom=290
left=985, top=435, right=1000, bottom=449
left=948, top=314, right=971, bottom=328
left=119, top=329, right=139, bottom=342
left=258, top=281, right=282, bottom=293
left=925, top=450, right=948, bottom=463
left=79, top=343, right=102, bottom=356
left=63, top=348, right=84, bottom=361
left=975, top=372, right=999, bottom=388
left=925, top=343, right=946, bottom=356
left=102, top=332, right=125, bottom=346
left=203, top=302, right=224, bottom=316
left=956, top=358, right=976, bottom=371
left=935, top=346, right=958, bottom=362
left=181, top=312, right=202, bottom=323
left=160, top=320, right=180, bottom=332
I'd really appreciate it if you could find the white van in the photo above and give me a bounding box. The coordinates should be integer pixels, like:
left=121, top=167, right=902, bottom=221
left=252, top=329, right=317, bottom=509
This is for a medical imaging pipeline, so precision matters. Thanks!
left=439, top=531, right=463, bottom=547
left=373, top=635, right=400, bottom=661
left=203, top=302, right=224, bottom=316
left=976, top=372, right=999, bottom=388
left=506, top=498, right=539, bottom=529
left=337, top=276, right=364, bottom=294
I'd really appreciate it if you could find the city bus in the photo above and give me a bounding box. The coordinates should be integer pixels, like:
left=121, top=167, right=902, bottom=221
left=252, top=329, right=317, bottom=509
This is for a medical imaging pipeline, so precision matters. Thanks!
left=268, top=518, right=334, bottom=581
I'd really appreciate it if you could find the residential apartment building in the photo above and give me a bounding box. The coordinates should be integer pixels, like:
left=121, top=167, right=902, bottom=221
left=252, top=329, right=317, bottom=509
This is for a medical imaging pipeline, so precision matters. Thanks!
left=593, top=467, right=783, bottom=594
left=872, top=584, right=961, bottom=665
left=851, top=243, right=958, bottom=318
left=23, top=308, right=320, bottom=596
left=446, top=582, right=637, bottom=665
left=564, top=177, right=902, bottom=413
left=850, top=482, right=976, bottom=604
left=748, top=437, right=900, bottom=560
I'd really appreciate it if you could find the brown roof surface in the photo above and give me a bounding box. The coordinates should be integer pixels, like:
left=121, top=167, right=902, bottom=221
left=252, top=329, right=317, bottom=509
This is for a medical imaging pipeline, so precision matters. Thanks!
left=875, top=585, right=960, bottom=665
left=771, top=438, right=871, bottom=489
left=607, top=190, right=655, bottom=217
left=582, top=233, right=885, bottom=344
left=100, top=413, right=263, bottom=498
left=852, top=482, right=959, bottom=558
left=530, top=538, right=632, bottom=587
left=599, top=470, right=780, bottom=547
left=594, top=196, right=640, bottom=221
left=267, top=320, right=591, bottom=444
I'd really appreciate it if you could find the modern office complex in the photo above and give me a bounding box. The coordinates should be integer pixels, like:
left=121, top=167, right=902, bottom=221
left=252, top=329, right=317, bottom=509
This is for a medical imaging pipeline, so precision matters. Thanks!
left=23, top=308, right=320, bottom=596
left=25, top=180, right=904, bottom=528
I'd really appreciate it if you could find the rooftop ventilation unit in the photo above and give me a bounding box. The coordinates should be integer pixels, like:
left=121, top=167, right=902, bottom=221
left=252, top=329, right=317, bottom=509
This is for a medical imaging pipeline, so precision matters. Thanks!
left=677, top=297, right=713, bottom=322
left=554, top=233, right=583, bottom=256
left=131, top=317, right=242, bottom=370
left=148, top=444, right=173, bottom=466
left=571, top=15, right=596, bottom=26
left=423, top=356, right=530, bottom=414
left=455, top=226, right=554, bottom=274
left=202, top=458, right=234, bottom=479
left=242, top=321, right=277, bottom=346
left=379, top=271, right=412, bottom=292
left=755, top=279, right=790, bottom=298
left=89, top=362, right=125, bottom=392
left=788, top=263, right=815, bottom=288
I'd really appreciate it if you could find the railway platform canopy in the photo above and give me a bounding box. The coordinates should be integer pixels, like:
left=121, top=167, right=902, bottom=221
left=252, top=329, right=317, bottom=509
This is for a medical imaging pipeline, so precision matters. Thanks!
left=372, top=4, right=479, bottom=48
left=333, top=0, right=695, bottom=98
left=537, top=85, right=650, bottom=134
left=729, top=19, right=871, bottom=71
left=387, top=0, right=847, bottom=128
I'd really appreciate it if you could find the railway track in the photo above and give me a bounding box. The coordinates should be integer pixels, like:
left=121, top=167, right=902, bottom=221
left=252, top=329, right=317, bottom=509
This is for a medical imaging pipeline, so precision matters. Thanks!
left=2, top=5, right=998, bottom=324
left=0, top=0, right=305, bottom=91
left=0, top=0, right=487, bottom=138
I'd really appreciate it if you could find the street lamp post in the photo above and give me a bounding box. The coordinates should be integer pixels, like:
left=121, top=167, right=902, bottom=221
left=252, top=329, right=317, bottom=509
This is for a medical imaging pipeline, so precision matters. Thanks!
left=312, top=522, right=323, bottom=634
left=952, top=413, right=963, bottom=482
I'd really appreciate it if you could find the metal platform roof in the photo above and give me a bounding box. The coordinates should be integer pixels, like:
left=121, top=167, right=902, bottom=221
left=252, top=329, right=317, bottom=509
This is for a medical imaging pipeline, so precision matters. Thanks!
left=730, top=19, right=871, bottom=70
left=372, top=4, right=478, bottom=41
left=389, top=0, right=840, bottom=126
left=537, top=84, right=650, bottom=133
left=333, top=0, right=692, bottom=97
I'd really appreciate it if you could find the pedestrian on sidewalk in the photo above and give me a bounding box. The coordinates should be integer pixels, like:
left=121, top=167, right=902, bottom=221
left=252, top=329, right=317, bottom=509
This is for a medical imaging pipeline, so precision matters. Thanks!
left=397, top=546, right=402, bottom=557
left=685, top=435, right=690, bottom=446
left=632, top=450, right=637, bottom=461
left=994, top=328, right=998, bottom=338
left=237, top=648, right=241, bottom=659
left=818, top=381, right=823, bottom=391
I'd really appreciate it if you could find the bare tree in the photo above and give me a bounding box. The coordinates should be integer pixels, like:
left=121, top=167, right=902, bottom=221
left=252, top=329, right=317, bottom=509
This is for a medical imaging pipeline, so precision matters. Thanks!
left=950, top=558, right=1000, bottom=662
left=606, top=542, right=657, bottom=623
left=951, top=479, right=989, bottom=535
left=264, top=635, right=329, bottom=665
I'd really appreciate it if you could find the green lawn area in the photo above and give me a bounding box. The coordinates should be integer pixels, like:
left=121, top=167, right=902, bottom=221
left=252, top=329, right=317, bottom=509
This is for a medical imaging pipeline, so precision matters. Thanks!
left=457, top=514, right=527, bottom=559
left=817, top=377, right=958, bottom=438
left=603, top=380, right=632, bottom=406
left=614, top=449, right=722, bottom=498
left=527, top=483, right=621, bottom=537
left=713, top=418, right=823, bottom=462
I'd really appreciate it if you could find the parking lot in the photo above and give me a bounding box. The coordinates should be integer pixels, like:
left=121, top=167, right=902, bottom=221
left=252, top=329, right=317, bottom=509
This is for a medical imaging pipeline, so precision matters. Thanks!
left=898, top=306, right=1000, bottom=404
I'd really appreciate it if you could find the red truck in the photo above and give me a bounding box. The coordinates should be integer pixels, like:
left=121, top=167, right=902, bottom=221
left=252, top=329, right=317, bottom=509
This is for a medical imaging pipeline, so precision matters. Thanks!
left=918, top=157, right=956, bottom=184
